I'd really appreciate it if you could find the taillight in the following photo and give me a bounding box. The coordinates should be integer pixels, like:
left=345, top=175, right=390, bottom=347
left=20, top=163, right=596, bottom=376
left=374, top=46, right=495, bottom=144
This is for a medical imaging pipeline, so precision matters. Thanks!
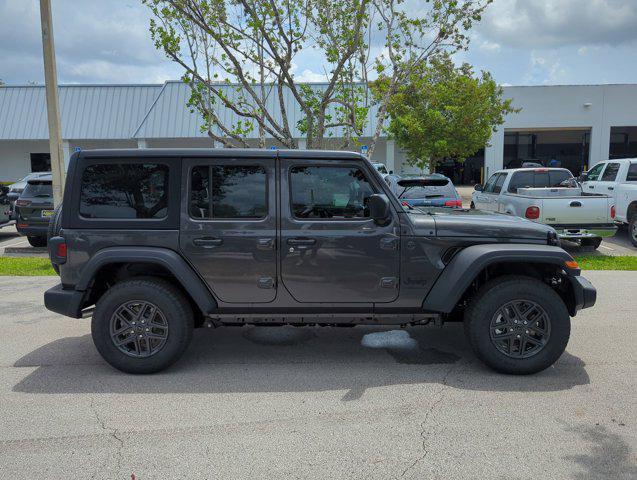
left=15, top=199, right=31, bottom=207
left=525, top=206, right=540, bottom=219
left=444, top=200, right=463, bottom=208
left=611, top=205, right=616, bottom=219
left=56, top=242, right=67, bottom=259
left=401, top=201, right=410, bottom=207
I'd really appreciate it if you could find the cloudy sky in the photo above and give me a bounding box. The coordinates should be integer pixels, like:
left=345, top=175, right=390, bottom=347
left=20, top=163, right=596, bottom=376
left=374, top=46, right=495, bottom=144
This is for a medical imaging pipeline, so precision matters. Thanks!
left=1, top=0, right=636, bottom=86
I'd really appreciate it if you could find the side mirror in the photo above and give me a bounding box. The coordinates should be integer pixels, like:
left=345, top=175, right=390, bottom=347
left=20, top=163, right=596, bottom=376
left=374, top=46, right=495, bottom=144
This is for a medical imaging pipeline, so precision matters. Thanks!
left=578, top=172, right=588, bottom=182
left=368, top=194, right=391, bottom=225
left=474, top=184, right=483, bottom=192
left=389, top=170, right=393, bottom=175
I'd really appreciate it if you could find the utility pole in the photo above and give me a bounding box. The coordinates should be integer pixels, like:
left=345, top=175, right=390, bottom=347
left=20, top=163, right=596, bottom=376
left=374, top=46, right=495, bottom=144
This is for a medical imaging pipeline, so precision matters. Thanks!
left=39, top=0, right=65, bottom=206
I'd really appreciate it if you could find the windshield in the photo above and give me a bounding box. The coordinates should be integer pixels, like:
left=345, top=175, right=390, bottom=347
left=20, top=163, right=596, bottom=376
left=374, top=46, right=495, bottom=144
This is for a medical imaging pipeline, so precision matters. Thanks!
left=22, top=181, right=52, bottom=197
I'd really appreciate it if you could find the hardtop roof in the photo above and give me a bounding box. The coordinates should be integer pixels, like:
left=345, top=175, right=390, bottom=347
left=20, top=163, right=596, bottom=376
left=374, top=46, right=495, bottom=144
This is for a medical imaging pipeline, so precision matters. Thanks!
left=76, top=148, right=367, bottom=161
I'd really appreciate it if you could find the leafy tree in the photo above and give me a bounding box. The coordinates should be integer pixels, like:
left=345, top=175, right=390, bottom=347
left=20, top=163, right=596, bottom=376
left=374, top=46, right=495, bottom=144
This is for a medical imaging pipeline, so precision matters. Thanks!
left=379, top=54, right=518, bottom=171
left=144, top=0, right=492, bottom=152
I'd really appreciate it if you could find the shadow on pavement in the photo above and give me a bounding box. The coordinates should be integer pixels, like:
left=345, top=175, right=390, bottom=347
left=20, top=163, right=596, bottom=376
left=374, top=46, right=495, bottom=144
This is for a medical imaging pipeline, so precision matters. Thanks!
left=563, top=423, right=637, bottom=480
left=12, top=325, right=589, bottom=398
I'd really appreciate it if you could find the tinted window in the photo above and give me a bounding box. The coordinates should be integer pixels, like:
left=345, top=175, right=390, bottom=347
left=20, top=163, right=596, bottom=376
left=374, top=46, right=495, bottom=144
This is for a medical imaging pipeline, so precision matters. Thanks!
left=508, top=171, right=534, bottom=192
left=586, top=163, right=605, bottom=181
left=601, top=162, right=620, bottom=181
left=507, top=170, right=572, bottom=192
left=483, top=173, right=499, bottom=193
left=80, top=164, right=168, bottom=219
left=190, top=165, right=266, bottom=219
left=22, top=181, right=52, bottom=198
left=626, top=163, right=637, bottom=182
left=290, top=166, right=375, bottom=219
left=492, top=173, right=506, bottom=194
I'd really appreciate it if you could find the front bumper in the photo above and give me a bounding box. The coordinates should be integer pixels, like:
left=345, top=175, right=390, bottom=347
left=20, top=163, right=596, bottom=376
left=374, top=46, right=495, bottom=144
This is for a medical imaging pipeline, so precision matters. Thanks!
left=552, top=224, right=617, bottom=240
left=44, top=284, right=85, bottom=319
left=568, top=275, right=597, bottom=314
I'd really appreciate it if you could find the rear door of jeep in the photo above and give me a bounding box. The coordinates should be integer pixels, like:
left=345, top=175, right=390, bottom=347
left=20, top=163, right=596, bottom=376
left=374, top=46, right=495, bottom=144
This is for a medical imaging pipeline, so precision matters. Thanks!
left=179, top=152, right=278, bottom=303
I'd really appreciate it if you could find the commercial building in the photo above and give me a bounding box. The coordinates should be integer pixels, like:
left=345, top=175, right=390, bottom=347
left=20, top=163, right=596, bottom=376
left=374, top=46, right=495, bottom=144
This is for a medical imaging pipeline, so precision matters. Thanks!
left=1, top=82, right=636, bottom=184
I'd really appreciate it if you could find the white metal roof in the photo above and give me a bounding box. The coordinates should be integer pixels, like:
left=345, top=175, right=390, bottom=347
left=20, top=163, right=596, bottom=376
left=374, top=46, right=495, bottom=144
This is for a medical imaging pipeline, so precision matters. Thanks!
left=132, top=81, right=381, bottom=139
left=0, top=84, right=161, bottom=140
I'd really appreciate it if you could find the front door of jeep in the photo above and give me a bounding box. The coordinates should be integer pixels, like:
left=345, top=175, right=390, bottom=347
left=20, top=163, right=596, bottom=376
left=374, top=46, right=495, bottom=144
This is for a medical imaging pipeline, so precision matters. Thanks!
left=279, top=159, right=400, bottom=303
left=180, top=156, right=277, bottom=303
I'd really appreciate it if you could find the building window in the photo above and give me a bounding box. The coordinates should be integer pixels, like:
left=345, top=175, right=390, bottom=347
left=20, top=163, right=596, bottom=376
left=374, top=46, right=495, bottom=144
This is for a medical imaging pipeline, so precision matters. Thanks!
left=503, top=130, right=590, bottom=176
left=30, top=153, right=51, bottom=172
left=609, top=127, right=637, bottom=159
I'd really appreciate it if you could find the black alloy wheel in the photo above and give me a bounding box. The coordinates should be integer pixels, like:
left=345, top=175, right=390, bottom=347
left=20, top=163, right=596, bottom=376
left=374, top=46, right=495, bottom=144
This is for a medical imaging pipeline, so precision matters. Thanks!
left=489, top=300, right=551, bottom=359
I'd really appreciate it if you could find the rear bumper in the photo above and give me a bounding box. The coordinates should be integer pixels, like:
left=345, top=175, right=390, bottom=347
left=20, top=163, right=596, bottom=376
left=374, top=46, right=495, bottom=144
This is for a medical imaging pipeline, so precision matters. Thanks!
left=551, top=224, right=617, bottom=239
left=568, top=275, right=597, bottom=314
left=16, top=223, right=49, bottom=236
left=44, top=284, right=84, bottom=319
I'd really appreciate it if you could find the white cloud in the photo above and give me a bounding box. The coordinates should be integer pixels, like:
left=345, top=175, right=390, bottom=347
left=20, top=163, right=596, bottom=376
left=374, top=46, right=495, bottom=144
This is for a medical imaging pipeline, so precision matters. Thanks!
left=577, top=47, right=588, bottom=56
left=477, top=0, right=637, bottom=48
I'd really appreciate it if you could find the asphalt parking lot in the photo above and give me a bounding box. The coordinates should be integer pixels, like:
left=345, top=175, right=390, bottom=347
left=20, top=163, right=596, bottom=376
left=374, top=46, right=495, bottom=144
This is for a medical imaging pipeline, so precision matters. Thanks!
left=0, top=272, right=635, bottom=479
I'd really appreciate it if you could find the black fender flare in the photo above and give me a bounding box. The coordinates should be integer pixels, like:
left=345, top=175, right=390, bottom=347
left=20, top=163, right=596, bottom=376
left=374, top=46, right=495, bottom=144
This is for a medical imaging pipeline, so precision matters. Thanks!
left=76, top=246, right=218, bottom=314
left=422, top=244, right=577, bottom=313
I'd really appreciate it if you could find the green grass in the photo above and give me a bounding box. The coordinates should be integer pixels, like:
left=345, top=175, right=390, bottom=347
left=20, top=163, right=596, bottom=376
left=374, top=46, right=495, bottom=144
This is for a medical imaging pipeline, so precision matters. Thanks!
left=0, top=257, right=56, bottom=275
left=0, top=254, right=635, bottom=276
left=573, top=255, right=637, bottom=271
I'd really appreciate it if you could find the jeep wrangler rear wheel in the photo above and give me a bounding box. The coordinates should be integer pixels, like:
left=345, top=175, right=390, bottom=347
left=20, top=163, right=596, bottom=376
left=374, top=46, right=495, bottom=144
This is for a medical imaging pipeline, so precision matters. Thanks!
left=92, top=278, right=194, bottom=373
left=464, top=276, right=570, bottom=375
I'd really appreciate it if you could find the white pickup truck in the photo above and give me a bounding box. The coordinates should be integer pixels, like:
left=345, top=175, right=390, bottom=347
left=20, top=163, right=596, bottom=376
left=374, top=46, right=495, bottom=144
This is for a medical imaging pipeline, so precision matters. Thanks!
left=471, top=167, right=616, bottom=248
left=580, top=158, right=637, bottom=247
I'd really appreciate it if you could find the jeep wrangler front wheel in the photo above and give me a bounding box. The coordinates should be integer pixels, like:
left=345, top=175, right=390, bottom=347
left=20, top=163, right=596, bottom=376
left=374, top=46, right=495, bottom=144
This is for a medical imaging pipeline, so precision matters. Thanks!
left=464, top=276, right=570, bottom=375
left=92, top=278, right=194, bottom=374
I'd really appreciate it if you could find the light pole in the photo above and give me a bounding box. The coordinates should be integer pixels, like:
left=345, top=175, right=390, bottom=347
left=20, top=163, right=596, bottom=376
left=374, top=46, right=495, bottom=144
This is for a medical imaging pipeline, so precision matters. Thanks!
left=39, top=0, right=65, bottom=206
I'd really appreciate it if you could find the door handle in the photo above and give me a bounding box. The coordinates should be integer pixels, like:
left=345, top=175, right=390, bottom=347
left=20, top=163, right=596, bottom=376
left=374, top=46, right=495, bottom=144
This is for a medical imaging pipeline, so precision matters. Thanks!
left=287, top=237, right=316, bottom=246
left=193, top=237, right=223, bottom=247
left=608, top=186, right=614, bottom=191
left=257, top=238, right=275, bottom=250
left=588, top=185, right=594, bottom=189
left=569, top=201, right=582, bottom=207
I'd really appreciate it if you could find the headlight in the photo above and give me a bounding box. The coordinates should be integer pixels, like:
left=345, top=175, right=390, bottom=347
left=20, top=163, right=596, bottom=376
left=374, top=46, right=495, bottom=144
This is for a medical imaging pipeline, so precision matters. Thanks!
left=547, top=230, right=560, bottom=247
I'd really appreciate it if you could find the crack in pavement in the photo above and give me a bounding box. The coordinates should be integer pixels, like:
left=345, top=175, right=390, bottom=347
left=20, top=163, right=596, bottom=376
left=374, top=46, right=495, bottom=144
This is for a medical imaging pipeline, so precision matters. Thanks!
left=89, top=393, right=125, bottom=479
left=397, top=360, right=466, bottom=479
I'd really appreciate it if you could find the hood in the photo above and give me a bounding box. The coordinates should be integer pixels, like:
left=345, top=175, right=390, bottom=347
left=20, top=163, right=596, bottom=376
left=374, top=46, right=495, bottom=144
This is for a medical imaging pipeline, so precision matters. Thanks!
left=408, top=207, right=554, bottom=241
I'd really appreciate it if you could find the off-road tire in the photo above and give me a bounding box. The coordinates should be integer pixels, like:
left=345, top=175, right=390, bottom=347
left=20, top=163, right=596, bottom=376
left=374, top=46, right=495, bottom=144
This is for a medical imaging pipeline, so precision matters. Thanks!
left=27, top=236, right=47, bottom=247
left=580, top=238, right=602, bottom=250
left=92, top=278, right=194, bottom=374
left=464, top=275, right=570, bottom=375
left=629, top=216, right=637, bottom=248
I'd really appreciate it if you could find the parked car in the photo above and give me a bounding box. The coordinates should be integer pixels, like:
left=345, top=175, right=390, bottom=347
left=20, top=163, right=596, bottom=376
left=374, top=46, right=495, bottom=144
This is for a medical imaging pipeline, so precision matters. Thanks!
left=371, top=162, right=391, bottom=176
left=471, top=167, right=616, bottom=249
left=7, top=172, right=51, bottom=220
left=580, top=158, right=637, bottom=246
left=14, top=173, right=54, bottom=247
left=44, top=149, right=596, bottom=375
left=0, top=185, right=11, bottom=228
left=385, top=173, right=463, bottom=208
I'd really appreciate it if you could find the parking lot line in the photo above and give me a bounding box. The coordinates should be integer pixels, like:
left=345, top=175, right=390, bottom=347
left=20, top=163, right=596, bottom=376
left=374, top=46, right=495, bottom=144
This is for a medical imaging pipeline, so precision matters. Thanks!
left=1, top=238, right=28, bottom=249
left=599, top=244, right=614, bottom=251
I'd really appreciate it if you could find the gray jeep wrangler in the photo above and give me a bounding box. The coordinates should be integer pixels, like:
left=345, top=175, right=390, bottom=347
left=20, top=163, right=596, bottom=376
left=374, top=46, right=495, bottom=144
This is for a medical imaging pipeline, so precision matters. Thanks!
left=44, top=149, right=596, bottom=375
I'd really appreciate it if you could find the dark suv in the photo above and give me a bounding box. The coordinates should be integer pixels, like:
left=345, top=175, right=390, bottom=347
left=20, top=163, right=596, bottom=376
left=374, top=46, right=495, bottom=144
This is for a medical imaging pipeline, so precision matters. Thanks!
left=15, top=174, right=54, bottom=247
left=44, top=149, right=596, bottom=375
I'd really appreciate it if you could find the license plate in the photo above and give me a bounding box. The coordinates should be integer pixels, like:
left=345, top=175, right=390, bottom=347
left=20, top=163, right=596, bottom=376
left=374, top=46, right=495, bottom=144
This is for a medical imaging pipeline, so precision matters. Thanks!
left=41, top=209, right=55, bottom=218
